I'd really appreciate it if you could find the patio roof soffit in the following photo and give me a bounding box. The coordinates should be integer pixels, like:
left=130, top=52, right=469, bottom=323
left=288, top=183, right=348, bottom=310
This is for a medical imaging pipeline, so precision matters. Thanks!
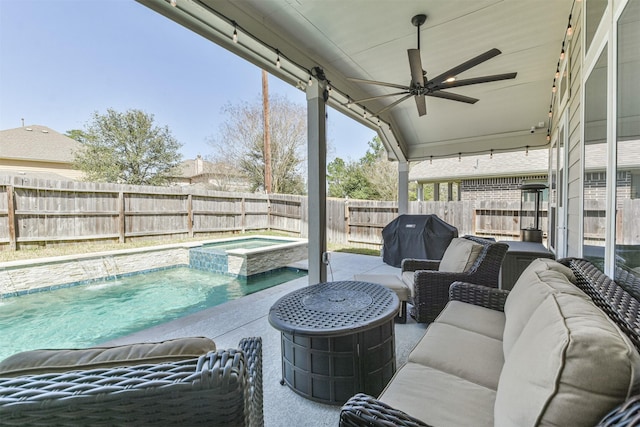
left=137, top=0, right=573, bottom=163
left=136, top=0, right=407, bottom=162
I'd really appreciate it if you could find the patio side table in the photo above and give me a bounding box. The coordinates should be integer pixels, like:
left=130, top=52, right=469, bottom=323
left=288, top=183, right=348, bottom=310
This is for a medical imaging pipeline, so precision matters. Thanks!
left=268, top=281, right=399, bottom=405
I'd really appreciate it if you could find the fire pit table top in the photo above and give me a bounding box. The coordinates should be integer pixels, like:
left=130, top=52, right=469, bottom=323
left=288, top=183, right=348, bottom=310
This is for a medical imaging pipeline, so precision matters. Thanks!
left=268, top=280, right=399, bottom=336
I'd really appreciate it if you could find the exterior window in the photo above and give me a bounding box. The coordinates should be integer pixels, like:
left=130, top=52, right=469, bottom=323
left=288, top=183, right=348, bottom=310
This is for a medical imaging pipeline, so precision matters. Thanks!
left=583, top=48, right=608, bottom=270
left=632, top=173, right=640, bottom=199
left=550, top=140, right=557, bottom=250
left=615, top=0, right=640, bottom=283
left=586, top=0, right=608, bottom=53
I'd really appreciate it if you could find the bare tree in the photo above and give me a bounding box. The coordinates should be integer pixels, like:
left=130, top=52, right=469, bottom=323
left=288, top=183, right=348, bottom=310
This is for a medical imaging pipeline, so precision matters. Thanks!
left=208, top=94, right=306, bottom=194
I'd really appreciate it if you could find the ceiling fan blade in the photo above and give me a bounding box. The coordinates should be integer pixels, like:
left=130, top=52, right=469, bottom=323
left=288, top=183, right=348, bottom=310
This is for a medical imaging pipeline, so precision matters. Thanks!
left=427, top=91, right=479, bottom=104
left=374, top=93, right=414, bottom=116
left=347, top=77, right=410, bottom=90
left=415, top=95, right=427, bottom=116
left=408, top=49, right=425, bottom=86
left=348, top=91, right=410, bottom=105
left=434, top=72, right=517, bottom=90
left=427, top=48, right=502, bottom=85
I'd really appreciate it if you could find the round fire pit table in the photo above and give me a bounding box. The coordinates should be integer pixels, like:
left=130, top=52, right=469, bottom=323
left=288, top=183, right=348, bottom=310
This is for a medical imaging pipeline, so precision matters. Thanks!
left=268, top=280, right=399, bottom=405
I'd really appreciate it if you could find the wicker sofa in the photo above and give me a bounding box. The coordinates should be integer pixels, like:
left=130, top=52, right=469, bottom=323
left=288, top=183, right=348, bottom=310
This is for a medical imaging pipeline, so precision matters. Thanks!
left=401, top=235, right=508, bottom=323
left=340, top=258, right=640, bottom=427
left=0, top=336, right=263, bottom=427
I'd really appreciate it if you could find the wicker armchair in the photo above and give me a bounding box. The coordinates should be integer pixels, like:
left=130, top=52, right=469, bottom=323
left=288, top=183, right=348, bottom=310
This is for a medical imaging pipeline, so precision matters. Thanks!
left=0, top=337, right=263, bottom=427
left=401, top=235, right=508, bottom=323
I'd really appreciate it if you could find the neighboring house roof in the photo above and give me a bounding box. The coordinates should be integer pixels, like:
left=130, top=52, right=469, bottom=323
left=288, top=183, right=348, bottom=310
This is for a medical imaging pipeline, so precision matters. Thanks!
left=172, top=155, right=242, bottom=179
left=409, top=149, right=548, bottom=183
left=0, top=125, right=82, bottom=163
left=584, top=140, right=640, bottom=171
left=173, top=155, right=217, bottom=178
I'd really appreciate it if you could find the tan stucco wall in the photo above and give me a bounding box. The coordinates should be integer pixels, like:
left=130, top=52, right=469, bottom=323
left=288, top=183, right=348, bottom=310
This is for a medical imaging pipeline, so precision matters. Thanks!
left=0, top=159, right=84, bottom=180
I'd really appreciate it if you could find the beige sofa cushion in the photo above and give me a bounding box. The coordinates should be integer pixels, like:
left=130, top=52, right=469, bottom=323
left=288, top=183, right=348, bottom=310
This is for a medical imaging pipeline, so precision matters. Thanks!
left=435, top=300, right=505, bottom=341
left=380, top=362, right=495, bottom=427
left=0, top=337, right=217, bottom=376
left=438, top=238, right=484, bottom=272
left=503, top=259, right=588, bottom=357
left=409, top=323, right=504, bottom=390
left=495, top=293, right=640, bottom=427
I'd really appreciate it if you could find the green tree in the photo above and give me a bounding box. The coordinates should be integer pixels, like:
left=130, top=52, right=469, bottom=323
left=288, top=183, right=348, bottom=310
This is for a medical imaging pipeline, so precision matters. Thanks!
left=327, top=157, right=377, bottom=199
left=73, top=109, right=182, bottom=185
left=328, top=136, right=399, bottom=200
left=65, top=129, right=90, bottom=143
left=208, top=95, right=306, bottom=194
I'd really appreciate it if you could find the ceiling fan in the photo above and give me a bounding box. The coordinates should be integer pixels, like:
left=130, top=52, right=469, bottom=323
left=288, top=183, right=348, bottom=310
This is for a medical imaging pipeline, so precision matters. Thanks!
left=347, top=14, right=517, bottom=117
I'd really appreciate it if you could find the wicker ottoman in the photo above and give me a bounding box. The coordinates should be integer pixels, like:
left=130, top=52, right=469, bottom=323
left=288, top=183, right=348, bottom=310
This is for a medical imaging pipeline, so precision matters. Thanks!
left=353, top=274, right=409, bottom=323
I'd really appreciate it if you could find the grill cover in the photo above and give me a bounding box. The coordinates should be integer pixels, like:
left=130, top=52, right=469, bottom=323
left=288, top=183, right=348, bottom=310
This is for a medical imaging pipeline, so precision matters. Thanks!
left=381, top=214, right=458, bottom=267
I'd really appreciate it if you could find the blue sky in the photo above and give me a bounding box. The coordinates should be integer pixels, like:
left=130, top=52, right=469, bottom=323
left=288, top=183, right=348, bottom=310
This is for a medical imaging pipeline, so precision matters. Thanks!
left=0, top=0, right=377, bottom=162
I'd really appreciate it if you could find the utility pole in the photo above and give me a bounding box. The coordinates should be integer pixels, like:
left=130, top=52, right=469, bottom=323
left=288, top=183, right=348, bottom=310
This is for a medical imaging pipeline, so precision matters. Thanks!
left=262, top=70, right=272, bottom=193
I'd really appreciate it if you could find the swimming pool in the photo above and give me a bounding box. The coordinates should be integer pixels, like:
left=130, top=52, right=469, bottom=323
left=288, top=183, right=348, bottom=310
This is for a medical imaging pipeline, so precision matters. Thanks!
left=0, top=266, right=306, bottom=361
left=0, top=235, right=308, bottom=297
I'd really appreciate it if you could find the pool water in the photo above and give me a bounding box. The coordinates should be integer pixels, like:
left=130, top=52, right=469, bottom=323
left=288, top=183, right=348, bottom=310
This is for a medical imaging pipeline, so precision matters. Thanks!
left=201, top=237, right=292, bottom=252
left=0, top=266, right=306, bottom=361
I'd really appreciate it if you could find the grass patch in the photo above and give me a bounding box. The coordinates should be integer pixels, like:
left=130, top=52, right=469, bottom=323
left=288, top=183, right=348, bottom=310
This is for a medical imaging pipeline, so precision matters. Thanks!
left=0, top=231, right=298, bottom=263
left=0, top=231, right=382, bottom=263
left=332, top=247, right=380, bottom=257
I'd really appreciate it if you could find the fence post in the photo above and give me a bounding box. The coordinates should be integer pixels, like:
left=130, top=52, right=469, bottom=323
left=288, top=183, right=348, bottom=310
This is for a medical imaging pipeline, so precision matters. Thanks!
left=7, top=185, right=16, bottom=250
left=344, top=199, right=350, bottom=243
left=267, top=195, right=271, bottom=231
left=187, top=194, right=193, bottom=238
left=472, top=207, right=477, bottom=236
left=241, top=197, right=246, bottom=233
left=118, top=191, right=125, bottom=243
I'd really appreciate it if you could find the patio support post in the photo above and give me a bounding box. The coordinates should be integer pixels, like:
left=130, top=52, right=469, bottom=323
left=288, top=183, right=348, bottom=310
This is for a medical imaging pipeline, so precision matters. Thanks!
left=306, top=78, right=327, bottom=284
left=398, top=161, right=409, bottom=215
left=417, top=183, right=424, bottom=202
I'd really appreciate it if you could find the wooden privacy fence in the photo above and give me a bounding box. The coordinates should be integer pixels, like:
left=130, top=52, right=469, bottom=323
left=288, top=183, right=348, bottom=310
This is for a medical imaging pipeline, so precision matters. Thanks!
left=337, top=199, right=548, bottom=248
left=2, top=176, right=635, bottom=251
left=0, top=177, right=300, bottom=250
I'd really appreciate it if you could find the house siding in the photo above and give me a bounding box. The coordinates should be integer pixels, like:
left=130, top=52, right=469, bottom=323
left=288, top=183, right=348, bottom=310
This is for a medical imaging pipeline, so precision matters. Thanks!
left=564, top=1, right=583, bottom=257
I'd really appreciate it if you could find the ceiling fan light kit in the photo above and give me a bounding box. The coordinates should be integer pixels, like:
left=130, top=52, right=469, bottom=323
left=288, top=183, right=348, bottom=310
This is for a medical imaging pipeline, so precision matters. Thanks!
left=347, top=14, right=517, bottom=117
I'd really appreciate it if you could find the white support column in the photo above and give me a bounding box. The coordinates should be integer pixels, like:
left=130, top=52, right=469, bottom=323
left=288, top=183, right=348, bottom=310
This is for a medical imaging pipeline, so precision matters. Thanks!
left=417, top=183, right=424, bottom=202
left=398, top=161, right=409, bottom=215
left=306, top=79, right=327, bottom=284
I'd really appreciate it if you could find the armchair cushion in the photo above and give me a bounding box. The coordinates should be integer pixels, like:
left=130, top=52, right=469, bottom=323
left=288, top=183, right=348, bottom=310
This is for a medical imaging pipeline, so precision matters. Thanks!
left=401, top=271, right=416, bottom=297
left=438, top=237, right=484, bottom=273
left=0, top=336, right=216, bottom=376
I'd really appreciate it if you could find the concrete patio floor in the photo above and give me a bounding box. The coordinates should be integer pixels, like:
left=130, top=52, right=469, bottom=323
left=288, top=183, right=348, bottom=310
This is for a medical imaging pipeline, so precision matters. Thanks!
left=104, top=251, right=428, bottom=427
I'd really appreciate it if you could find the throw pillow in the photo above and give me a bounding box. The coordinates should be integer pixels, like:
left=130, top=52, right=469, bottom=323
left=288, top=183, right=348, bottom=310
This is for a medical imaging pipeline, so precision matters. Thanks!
left=438, top=238, right=484, bottom=272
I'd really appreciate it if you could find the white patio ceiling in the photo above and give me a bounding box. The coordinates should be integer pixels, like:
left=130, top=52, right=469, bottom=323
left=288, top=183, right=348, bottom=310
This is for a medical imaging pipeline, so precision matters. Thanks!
left=138, top=0, right=573, bottom=162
